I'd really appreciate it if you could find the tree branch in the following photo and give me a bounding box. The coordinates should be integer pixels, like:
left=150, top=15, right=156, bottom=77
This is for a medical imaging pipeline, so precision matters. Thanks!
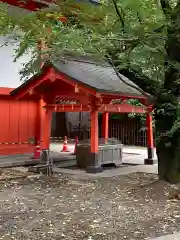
left=112, top=0, right=125, bottom=29
left=137, top=12, right=142, bottom=24
left=174, top=0, right=180, bottom=10
left=106, top=57, right=156, bottom=101
left=154, top=25, right=165, bottom=33
left=160, top=0, right=172, bottom=16
left=112, top=64, right=151, bottom=99
left=119, top=68, right=159, bottom=98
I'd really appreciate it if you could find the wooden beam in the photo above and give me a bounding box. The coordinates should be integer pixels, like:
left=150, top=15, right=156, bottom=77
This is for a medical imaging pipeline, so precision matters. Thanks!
left=0, top=0, right=46, bottom=11
left=47, top=104, right=88, bottom=112
left=100, top=94, right=146, bottom=101
left=13, top=67, right=52, bottom=100
left=44, top=92, right=88, bottom=103
left=103, top=104, right=146, bottom=113
left=46, top=103, right=147, bottom=113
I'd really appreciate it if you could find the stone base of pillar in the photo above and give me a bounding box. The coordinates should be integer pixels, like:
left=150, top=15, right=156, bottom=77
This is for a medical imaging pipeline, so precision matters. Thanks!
left=86, top=165, right=103, bottom=173
left=144, top=158, right=158, bottom=165
left=86, top=153, right=103, bottom=173
left=144, top=147, right=157, bottom=164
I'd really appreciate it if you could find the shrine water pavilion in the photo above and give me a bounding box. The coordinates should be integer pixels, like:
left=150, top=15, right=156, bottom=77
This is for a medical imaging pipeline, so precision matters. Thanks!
left=10, top=57, right=155, bottom=171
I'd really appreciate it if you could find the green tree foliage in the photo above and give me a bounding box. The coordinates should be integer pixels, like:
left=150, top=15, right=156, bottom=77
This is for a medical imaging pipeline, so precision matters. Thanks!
left=1, top=0, right=180, bottom=183
left=0, top=0, right=166, bottom=82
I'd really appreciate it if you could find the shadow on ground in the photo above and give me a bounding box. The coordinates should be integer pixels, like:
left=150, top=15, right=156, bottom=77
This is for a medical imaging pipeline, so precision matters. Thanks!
left=0, top=171, right=180, bottom=240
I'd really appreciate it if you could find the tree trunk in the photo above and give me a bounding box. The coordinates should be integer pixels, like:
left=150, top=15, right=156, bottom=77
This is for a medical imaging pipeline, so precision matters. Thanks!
left=155, top=2, right=180, bottom=183
left=153, top=1, right=180, bottom=183
left=155, top=95, right=180, bottom=183
left=109, top=1, right=180, bottom=183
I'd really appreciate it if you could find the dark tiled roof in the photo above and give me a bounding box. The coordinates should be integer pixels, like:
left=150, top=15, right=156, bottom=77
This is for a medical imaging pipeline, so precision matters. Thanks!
left=52, top=59, right=143, bottom=96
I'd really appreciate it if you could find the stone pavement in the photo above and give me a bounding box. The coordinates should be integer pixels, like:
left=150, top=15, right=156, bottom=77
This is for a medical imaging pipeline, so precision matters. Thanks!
left=3, top=144, right=179, bottom=240
left=149, top=232, right=180, bottom=239
left=0, top=171, right=179, bottom=240
left=53, top=164, right=158, bottom=180
left=0, top=143, right=157, bottom=172
left=50, top=142, right=158, bottom=165
left=0, top=154, right=37, bottom=167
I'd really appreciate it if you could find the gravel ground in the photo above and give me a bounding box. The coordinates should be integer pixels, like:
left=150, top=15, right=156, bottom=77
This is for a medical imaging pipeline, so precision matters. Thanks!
left=0, top=170, right=180, bottom=240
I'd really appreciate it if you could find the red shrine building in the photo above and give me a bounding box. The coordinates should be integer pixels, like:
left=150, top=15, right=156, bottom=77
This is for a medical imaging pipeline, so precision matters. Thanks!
left=0, top=0, right=155, bottom=165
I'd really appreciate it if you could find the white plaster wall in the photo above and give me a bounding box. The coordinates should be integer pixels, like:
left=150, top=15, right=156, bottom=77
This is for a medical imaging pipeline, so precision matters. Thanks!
left=0, top=4, right=89, bottom=130
left=0, top=4, right=31, bottom=88
left=0, top=35, right=89, bottom=130
left=0, top=36, right=32, bottom=88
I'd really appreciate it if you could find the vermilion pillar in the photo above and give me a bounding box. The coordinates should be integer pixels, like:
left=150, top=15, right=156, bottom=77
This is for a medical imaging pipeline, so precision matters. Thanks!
left=144, top=108, right=157, bottom=164
left=90, top=109, right=99, bottom=153
left=36, top=99, right=45, bottom=148
left=42, top=108, right=52, bottom=150
left=86, top=108, right=103, bottom=173
left=102, top=112, right=109, bottom=139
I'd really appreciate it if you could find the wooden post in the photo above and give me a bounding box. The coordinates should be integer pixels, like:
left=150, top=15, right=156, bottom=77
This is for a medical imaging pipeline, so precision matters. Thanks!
left=90, top=109, right=99, bottom=153
left=144, top=108, right=157, bottom=164
left=35, top=99, right=45, bottom=148
left=42, top=107, right=52, bottom=150
left=102, top=112, right=109, bottom=139
left=86, top=108, right=103, bottom=173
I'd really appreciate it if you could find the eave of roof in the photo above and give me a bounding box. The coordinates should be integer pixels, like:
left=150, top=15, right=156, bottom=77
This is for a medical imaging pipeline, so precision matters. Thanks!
left=10, top=60, right=146, bottom=99
left=10, top=62, right=51, bottom=96
left=51, top=59, right=144, bottom=97
left=0, top=87, right=14, bottom=95
left=0, top=0, right=100, bottom=12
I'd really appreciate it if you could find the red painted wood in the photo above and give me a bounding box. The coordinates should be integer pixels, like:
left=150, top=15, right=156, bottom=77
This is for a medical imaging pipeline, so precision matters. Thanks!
left=28, top=101, right=37, bottom=141
left=9, top=100, right=19, bottom=152
left=90, top=109, right=98, bottom=153
left=0, top=0, right=86, bottom=12
left=102, top=104, right=146, bottom=113
left=10, top=63, right=147, bottom=115
left=102, top=112, right=109, bottom=139
left=146, top=110, right=154, bottom=148
left=42, top=108, right=52, bottom=149
left=36, top=99, right=45, bottom=148
left=0, top=146, right=34, bottom=155
left=19, top=101, right=29, bottom=143
left=0, top=0, right=46, bottom=11
left=46, top=103, right=147, bottom=113
left=0, top=92, right=38, bottom=155
left=0, top=99, right=10, bottom=144
left=0, top=87, right=14, bottom=95
left=12, top=67, right=97, bottom=100
left=12, top=67, right=51, bottom=99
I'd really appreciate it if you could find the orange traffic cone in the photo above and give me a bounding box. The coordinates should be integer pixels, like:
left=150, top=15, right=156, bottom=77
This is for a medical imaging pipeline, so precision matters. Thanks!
left=32, top=144, right=41, bottom=159
left=73, top=136, right=78, bottom=155
left=61, top=136, right=69, bottom=152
